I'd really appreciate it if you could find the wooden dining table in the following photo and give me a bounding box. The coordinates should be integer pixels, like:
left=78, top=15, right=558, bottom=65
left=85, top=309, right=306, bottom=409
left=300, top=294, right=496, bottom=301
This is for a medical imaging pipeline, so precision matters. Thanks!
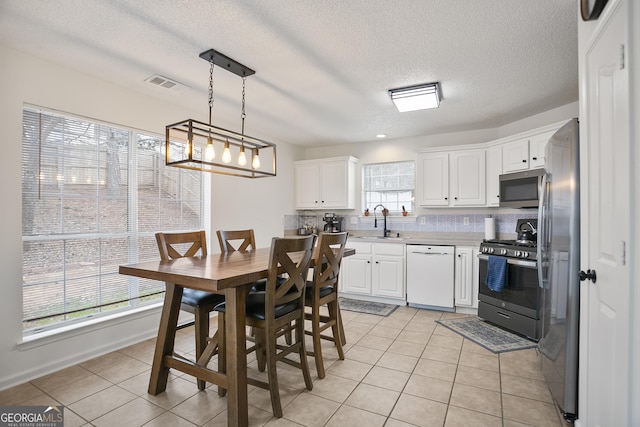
left=119, top=244, right=354, bottom=427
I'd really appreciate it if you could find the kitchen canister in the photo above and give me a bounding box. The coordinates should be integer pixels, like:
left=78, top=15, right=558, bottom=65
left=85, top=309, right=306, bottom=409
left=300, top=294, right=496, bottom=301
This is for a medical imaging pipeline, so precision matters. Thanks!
left=485, top=216, right=496, bottom=240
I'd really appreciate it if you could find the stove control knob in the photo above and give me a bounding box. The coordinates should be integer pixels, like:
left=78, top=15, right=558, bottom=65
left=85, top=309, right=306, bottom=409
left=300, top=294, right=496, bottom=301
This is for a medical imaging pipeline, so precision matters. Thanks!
left=515, top=250, right=521, bottom=257
left=489, top=247, right=495, bottom=254
left=522, top=251, right=529, bottom=258
left=500, top=249, right=508, bottom=255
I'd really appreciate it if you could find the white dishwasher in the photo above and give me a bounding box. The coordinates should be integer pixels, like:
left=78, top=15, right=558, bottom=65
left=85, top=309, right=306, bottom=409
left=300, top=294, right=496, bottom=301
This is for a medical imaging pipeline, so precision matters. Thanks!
left=406, top=245, right=455, bottom=311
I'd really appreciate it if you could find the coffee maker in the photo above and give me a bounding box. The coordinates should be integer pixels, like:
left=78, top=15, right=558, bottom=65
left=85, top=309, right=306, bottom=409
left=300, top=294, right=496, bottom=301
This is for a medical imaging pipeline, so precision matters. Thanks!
left=323, top=213, right=342, bottom=233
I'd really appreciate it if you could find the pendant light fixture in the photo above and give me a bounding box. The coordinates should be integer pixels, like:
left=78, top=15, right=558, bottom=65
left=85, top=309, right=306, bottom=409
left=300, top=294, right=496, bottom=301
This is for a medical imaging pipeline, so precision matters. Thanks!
left=165, top=49, right=276, bottom=178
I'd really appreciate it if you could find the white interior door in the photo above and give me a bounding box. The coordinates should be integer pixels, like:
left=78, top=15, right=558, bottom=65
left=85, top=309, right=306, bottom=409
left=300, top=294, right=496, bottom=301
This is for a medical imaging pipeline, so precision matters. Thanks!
left=583, top=1, right=631, bottom=425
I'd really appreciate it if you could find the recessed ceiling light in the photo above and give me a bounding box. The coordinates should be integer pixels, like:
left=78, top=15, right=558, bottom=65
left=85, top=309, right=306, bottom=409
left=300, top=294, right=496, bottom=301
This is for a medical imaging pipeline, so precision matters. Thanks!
left=389, top=82, right=440, bottom=112
left=376, top=134, right=387, bottom=138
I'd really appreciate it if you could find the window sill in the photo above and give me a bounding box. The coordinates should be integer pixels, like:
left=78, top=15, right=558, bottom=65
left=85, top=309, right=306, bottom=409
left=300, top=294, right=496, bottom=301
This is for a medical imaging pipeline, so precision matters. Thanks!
left=17, top=303, right=164, bottom=351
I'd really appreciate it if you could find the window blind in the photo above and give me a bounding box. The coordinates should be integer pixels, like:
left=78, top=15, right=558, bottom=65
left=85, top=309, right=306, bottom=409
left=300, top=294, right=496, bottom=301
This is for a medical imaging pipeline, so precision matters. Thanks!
left=21, top=107, right=205, bottom=333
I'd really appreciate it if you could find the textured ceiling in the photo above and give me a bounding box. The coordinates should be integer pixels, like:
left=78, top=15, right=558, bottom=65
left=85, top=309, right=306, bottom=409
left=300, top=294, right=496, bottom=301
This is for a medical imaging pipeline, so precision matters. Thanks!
left=0, top=0, right=578, bottom=146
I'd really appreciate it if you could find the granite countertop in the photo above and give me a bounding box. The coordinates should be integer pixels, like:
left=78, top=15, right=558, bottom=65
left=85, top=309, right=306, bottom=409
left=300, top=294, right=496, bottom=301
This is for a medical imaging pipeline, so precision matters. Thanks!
left=347, top=232, right=484, bottom=247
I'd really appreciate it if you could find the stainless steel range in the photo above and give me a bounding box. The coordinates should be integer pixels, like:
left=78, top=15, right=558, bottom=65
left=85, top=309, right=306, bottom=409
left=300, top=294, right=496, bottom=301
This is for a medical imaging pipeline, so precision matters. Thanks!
left=477, top=219, right=541, bottom=340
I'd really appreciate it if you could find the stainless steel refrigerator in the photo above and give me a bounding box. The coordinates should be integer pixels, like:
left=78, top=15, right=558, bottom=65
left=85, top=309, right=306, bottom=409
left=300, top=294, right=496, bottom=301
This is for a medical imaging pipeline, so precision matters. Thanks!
left=537, top=118, right=580, bottom=422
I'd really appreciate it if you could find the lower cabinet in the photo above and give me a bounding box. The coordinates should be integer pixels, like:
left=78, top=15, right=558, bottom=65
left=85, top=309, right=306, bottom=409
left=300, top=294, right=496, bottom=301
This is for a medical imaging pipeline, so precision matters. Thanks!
left=341, top=242, right=405, bottom=303
left=454, top=246, right=480, bottom=313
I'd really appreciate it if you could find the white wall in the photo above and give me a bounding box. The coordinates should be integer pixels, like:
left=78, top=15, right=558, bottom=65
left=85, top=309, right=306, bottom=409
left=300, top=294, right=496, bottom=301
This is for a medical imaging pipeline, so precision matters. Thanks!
left=0, top=44, right=303, bottom=390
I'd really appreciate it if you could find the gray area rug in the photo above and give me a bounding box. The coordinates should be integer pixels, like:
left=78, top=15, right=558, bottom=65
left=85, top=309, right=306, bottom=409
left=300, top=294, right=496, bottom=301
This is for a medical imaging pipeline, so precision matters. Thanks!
left=436, top=316, right=537, bottom=353
left=338, top=297, right=398, bottom=317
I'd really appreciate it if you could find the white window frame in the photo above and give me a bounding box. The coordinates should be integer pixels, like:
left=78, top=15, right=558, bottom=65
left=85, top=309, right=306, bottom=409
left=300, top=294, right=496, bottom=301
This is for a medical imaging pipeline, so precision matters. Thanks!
left=362, top=160, right=415, bottom=215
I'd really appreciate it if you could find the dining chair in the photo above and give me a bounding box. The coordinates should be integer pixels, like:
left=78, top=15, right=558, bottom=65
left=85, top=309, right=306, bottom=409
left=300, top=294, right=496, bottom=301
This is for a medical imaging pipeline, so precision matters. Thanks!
left=304, top=232, right=348, bottom=378
left=216, top=229, right=257, bottom=253
left=215, top=235, right=316, bottom=418
left=155, top=230, right=225, bottom=390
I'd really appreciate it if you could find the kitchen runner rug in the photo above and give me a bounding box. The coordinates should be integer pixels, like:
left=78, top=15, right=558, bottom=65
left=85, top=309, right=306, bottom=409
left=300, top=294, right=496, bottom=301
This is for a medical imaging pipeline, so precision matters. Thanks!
left=436, top=316, right=537, bottom=354
left=338, top=297, right=398, bottom=317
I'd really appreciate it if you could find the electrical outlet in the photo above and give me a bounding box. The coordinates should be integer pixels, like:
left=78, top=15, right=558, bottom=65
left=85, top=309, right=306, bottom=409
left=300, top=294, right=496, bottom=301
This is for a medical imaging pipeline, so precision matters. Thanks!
left=350, top=216, right=358, bottom=225
left=420, top=216, right=426, bottom=225
left=464, top=217, right=470, bottom=225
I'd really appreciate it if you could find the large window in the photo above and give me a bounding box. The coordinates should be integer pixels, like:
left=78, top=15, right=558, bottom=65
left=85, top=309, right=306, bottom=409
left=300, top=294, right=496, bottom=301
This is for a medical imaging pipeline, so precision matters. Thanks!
left=21, top=107, right=206, bottom=334
left=362, top=161, right=415, bottom=214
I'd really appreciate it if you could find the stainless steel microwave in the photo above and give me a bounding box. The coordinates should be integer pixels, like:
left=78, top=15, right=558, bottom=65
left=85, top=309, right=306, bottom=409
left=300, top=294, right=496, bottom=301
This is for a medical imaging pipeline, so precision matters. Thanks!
left=499, top=169, right=544, bottom=208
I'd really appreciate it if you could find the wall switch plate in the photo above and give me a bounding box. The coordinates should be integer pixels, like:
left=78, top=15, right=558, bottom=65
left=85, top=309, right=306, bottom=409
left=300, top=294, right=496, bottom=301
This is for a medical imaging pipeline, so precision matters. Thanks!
left=464, top=217, right=470, bottom=225
left=420, top=216, right=426, bottom=225
left=350, top=216, right=358, bottom=225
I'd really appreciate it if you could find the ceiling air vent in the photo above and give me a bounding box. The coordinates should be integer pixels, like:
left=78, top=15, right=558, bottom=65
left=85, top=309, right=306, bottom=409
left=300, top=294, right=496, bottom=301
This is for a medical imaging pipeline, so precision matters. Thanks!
left=144, top=75, right=190, bottom=93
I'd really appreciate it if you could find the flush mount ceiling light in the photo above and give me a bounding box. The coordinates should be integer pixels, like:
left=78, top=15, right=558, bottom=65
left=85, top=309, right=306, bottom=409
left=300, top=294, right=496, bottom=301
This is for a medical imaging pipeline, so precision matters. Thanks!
left=165, top=49, right=276, bottom=178
left=389, top=82, right=440, bottom=112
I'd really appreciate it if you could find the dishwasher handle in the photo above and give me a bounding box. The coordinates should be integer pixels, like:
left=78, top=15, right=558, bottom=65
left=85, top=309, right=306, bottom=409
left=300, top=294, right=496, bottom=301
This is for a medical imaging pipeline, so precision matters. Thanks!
left=410, top=251, right=451, bottom=256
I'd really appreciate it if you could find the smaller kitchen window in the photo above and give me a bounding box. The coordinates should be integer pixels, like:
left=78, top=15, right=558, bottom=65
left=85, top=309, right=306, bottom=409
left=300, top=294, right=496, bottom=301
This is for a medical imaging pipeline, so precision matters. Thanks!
left=362, top=160, right=415, bottom=214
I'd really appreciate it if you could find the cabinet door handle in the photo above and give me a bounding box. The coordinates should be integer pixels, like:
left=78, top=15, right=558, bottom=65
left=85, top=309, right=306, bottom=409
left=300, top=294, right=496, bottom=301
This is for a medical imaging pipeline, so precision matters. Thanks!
left=454, top=197, right=458, bottom=200
left=532, top=157, right=537, bottom=160
left=522, top=159, right=527, bottom=163
left=444, top=197, right=448, bottom=200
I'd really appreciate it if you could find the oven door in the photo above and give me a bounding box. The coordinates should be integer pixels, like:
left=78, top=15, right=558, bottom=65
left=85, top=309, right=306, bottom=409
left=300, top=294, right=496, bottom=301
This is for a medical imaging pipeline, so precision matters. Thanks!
left=477, top=254, right=541, bottom=319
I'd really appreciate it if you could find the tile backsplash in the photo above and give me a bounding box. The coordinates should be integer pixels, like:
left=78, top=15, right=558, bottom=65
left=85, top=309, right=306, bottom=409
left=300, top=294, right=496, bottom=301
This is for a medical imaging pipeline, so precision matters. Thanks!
left=285, top=212, right=537, bottom=237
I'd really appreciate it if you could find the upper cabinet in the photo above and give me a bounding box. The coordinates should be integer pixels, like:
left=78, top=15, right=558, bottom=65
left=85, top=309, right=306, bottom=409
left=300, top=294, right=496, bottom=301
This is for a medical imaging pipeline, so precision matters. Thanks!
left=486, top=145, right=503, bottom=207
left=417, top=149, right=485, bottom=207
left=416, top=152, right=449, bottom=206
left=450, top=149, right=486, bottom=206
left=502, top=138, right=530, bottom=172
left=529, top=130, right=555, bottom=169
left=294, top=156, right=357, bottom=210
left=502, top=129, right=558, bottom=173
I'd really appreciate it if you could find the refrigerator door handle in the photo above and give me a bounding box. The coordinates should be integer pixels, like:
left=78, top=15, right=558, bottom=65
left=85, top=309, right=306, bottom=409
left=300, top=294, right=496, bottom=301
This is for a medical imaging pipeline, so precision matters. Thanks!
left=537, top=172, right=550, bottom=289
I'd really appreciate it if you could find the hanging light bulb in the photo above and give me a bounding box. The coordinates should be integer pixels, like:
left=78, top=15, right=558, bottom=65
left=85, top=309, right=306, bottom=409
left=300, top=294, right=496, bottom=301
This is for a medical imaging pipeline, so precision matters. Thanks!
left=222, top=140, right=231, bottom=164
left=238, top=144, right=247, bottom=166
left=252, top=148, right=261, bottom=169
left=183, top=127, right=193, bottom=157
left=204, top=136, right=215, bottom=161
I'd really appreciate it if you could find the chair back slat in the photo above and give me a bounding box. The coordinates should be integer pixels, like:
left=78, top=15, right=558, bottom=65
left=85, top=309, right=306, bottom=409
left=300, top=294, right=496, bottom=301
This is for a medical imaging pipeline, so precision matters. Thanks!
left=156, top=230, right=208, bottom=261
left=266, top=236, right=315, bottom=318
left=313, top=232, right=348, bottom=289
left=216, top=229, right=257, bottom=253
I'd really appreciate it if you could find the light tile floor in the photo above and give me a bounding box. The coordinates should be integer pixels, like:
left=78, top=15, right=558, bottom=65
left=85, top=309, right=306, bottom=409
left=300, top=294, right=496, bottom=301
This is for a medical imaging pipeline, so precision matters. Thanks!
left=0, top=307, right=570, bottom=426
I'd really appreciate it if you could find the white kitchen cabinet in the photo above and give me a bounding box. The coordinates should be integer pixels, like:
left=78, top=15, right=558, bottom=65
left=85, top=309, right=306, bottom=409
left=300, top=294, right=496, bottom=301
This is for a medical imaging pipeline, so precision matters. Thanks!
left=371, top=243, right=405, bottom=299
left=417, top=149, right=485, bottom=207
left=294, top=156, right=357, bottom=210
left=341, top=242, right=405, bottom=302
left=529, top=130, right=555, bottom=169
left=454, top=246, right=479, bottom=312
left=450, top=149, right=486, bottom=206
left=416, top=152, right=449, bottom=206
left=340, top=242, right=372, bottom=295
left=486, top=145, right=502, bottom=207
left=502, top=138, right=530, bottom=172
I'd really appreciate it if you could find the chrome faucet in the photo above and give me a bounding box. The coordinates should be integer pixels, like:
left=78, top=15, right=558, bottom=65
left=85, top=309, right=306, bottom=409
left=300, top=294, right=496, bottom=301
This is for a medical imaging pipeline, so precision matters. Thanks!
left=373, top=204, right=390, bottom=237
